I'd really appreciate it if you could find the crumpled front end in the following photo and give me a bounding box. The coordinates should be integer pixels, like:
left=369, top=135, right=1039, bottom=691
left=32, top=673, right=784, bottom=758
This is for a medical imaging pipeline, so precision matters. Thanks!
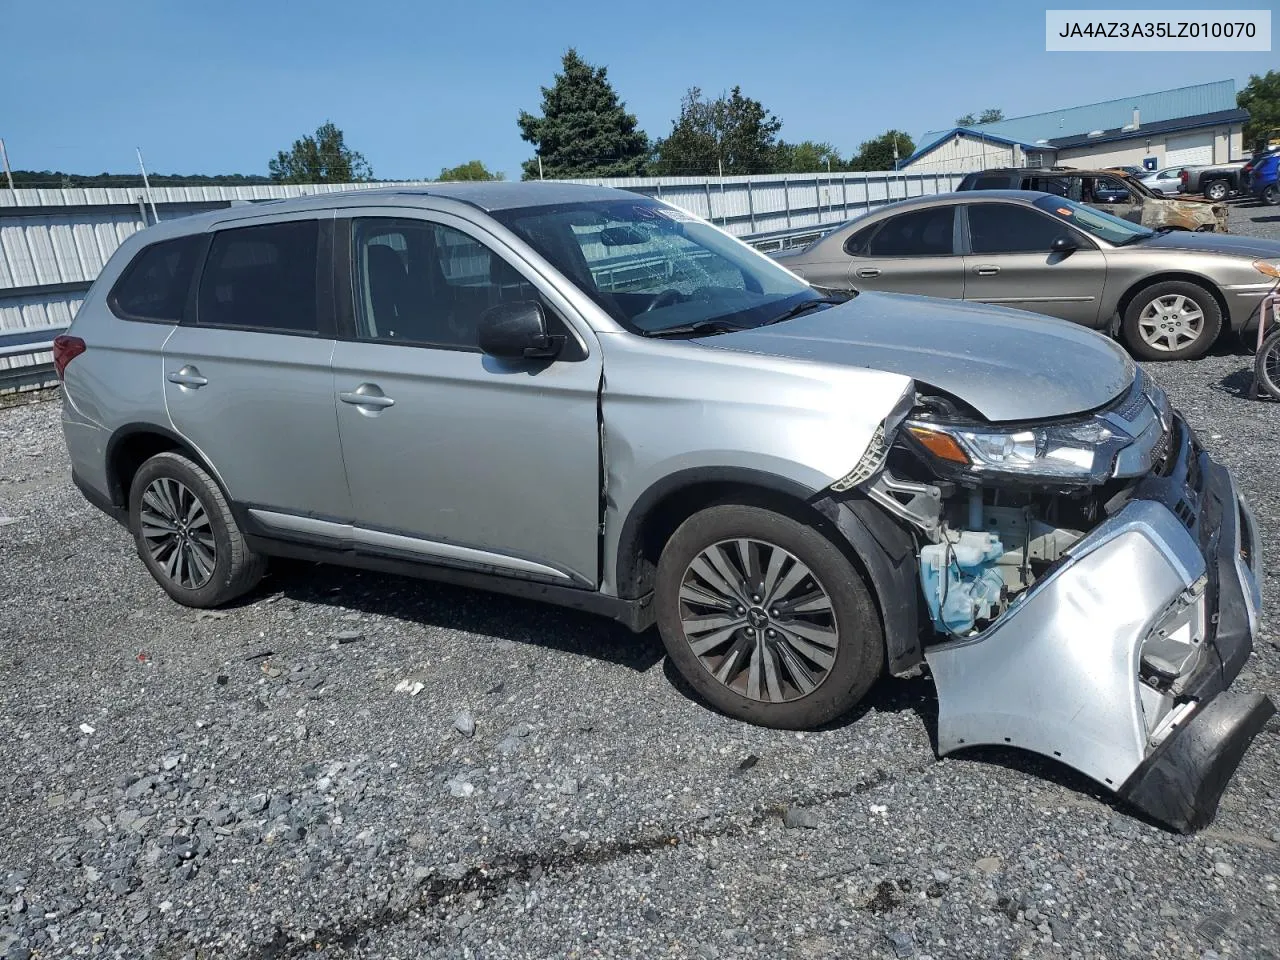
left=858, top=371, right=1270, bottom=831
left=1142, top=196, right=1230, bottom=233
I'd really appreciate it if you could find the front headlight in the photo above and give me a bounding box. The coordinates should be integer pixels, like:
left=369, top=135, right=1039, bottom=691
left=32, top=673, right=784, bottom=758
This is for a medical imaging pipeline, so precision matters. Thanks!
left=1253, top=259, right=1280, bottom=279
left=905, top=419, right=1115, bottom=481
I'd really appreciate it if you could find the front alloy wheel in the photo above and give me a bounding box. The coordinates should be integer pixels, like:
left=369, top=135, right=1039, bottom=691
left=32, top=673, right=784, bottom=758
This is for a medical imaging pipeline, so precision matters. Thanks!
left=654, top=503, right=884, bottom=729
left=679, top=538, right=838, bottom=702
left=1137, top=294, right=1205, bottom=354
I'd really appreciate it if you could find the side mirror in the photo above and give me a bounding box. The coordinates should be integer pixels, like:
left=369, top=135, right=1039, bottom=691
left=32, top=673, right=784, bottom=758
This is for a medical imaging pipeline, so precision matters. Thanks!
left=477, top=301, right=563, bottom=361
left=1050, top=235, right=1078, bottom=254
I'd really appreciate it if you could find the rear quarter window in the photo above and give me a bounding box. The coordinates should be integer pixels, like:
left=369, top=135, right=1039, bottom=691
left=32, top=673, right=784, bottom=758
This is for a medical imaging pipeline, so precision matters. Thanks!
left=108, top=235, right=203, bottom=323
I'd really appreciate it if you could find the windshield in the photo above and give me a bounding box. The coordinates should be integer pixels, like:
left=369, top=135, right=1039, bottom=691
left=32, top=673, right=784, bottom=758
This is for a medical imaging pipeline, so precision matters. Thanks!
left=1032, top=195, right=1153, bottom=246
left=491, top=198, right=826, bottom=336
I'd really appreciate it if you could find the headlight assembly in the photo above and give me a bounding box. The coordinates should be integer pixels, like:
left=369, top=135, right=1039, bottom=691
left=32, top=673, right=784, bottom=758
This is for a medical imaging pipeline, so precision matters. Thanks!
left=905, top=419, right=1118, bottom=482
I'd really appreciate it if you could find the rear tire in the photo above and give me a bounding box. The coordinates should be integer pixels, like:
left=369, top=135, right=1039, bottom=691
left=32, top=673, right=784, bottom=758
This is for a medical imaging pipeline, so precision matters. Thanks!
left=1121, top=280, right=1222, bottom=362
left=654, top=503, right=884, bottom=729
left=1204, top=180, right=1229, bottom=202
left=1262, top=185, right=1279, bottom=207
left=129, top=451, right=265, bottom=608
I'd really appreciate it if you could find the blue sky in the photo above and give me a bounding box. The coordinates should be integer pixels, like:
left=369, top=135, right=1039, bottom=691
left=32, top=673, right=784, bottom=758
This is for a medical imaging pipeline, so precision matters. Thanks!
left=2, top=0, right=1273, bottom=180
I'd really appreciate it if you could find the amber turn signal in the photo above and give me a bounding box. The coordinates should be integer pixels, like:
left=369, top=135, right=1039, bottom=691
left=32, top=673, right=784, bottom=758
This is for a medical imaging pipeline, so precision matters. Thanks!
left=907, top=426, right=971, bottom=464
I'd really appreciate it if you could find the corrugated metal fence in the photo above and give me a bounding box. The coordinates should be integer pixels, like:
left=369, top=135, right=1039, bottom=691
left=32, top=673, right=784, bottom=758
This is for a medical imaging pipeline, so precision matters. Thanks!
left=0, top=170, right=964, bottom=385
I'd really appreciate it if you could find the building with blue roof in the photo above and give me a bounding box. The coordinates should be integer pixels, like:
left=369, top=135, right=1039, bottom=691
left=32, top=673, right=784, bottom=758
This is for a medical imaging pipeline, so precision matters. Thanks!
left=900, top=80, right=1247, bottom=174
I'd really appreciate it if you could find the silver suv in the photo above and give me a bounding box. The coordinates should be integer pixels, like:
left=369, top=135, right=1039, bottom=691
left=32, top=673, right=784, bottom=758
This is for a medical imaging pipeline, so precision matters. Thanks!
left=58, top=183, right=1269, bottom=831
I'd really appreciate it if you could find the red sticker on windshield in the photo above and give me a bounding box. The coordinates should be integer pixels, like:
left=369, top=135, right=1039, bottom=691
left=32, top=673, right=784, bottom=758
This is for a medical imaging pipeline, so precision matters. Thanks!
left=1056, top=207, right=1073, bottom=216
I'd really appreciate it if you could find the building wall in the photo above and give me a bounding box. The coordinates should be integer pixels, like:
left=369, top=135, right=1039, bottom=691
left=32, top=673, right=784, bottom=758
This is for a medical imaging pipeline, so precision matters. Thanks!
left=1057, top=125, right=1244, bottom=169
left=902, top=134, right=1022, bottom=173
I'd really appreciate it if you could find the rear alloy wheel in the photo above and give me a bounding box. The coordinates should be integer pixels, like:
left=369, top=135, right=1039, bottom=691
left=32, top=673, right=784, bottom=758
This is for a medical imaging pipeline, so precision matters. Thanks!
left=129, top=451, right=265, bottom=608
left=1263, top=185, right=1279, bottom=207
left=1121, top=281, right=1222, bottom=361
left=655, top=504, right=884, bottom=729
left=1204, top=180, right=1229, bottom=202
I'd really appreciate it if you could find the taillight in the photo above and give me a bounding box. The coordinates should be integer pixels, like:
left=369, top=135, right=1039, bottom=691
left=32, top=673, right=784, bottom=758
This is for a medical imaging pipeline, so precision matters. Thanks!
left=52, top=335, right=86, bottom=379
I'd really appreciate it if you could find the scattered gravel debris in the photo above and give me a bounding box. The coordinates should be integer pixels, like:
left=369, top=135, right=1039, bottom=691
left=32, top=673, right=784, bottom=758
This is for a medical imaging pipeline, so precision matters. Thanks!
left=0, top=205, right=1276, bottom=957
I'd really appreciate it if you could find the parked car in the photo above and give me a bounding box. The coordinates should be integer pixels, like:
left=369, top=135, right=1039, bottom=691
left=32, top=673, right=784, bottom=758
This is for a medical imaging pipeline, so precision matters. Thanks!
left=1139, top=166, right=1185, bottom=196
left=957, top=167, right=1229, bottom=232
left=775, top=190, right=1280, bottom=361
left=1249, top=148, right=1279, bottom=205
left=1179, top=161, right=1249, bottom=201
left=57, top=183, right=1270, bottom=831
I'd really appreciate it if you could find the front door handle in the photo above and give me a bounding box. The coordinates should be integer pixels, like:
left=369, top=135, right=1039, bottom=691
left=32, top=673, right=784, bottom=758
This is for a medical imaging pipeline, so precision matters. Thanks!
left=166, top=366, right=208, bottom=388
left=340, top=384, right=395, bottom=412
left=855, top=267, right=881, bottom=278
left=973, top=265, right=1001, bottom=276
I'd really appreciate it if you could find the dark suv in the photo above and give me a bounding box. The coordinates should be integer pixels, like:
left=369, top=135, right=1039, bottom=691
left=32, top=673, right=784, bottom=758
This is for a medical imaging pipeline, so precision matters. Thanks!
left=958, top=167, right=1227, bottom=232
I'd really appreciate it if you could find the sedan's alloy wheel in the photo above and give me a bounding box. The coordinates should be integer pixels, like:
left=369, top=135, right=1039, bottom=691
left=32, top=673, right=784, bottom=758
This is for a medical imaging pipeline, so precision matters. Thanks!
left=139, top=477, right=217, bottom=589
left=1137, top=294, right=1205, bottom=353
left=679, top=538, right=838, bottom=702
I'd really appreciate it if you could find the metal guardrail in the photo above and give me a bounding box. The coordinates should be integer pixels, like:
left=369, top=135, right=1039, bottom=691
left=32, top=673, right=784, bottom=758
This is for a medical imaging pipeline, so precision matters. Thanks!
left=0, top=323, right=65, bottom=391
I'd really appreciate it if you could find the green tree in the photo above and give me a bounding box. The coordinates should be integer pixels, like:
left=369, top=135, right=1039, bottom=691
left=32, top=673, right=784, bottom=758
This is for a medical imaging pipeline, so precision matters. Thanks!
left=437, top=160, right=504, bottom=181
left=269, top=121, right=372, bottom=183
left=848, top=130, right=915, bottom=171
left=956, top=108, right=1004, bottom=126
left=650, top=86, right=784, bottom=176
left=517, top=49, right=649, bottom=180
left=1238, top=70, right=1280, bottom=148
left=775, top=140, right=844, bottom=173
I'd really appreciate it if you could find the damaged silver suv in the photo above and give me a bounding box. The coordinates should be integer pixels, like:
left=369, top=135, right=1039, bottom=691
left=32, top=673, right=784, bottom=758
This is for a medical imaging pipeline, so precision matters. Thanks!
left=58, top=183, right=1270, bottom=832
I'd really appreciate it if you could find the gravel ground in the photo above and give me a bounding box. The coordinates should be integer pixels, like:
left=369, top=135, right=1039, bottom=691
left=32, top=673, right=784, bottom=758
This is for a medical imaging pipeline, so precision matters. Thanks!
left=1, top=206, right=1278, bottom=960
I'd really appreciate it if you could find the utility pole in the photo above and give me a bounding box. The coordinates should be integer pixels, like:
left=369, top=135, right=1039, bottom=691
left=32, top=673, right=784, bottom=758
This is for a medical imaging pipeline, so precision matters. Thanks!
left=136, top=148, right=160, bottom=223
left=537, top=152, right=544, bottom=180
left=0, top=138, right=15, bottom=199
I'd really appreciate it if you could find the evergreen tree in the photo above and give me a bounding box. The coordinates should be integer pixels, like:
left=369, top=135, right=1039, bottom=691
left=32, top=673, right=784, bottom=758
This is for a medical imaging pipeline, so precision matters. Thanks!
left=517, top=49, right=649, bottom=180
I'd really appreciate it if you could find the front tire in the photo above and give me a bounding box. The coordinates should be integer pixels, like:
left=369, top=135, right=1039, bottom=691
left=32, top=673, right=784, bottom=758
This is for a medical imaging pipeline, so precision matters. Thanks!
left=654, top=503, right=884, bottom=729
left=129, top=451, right=265, bottom=608
left=1121, top=281, right=1222, bottom=361
left=1262, top=185, right=1279, bottom=207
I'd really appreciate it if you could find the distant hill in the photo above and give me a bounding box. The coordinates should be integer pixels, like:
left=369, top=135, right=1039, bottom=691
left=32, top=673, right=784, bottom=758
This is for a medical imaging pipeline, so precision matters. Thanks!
left=9, top=171, right=277, bottom=189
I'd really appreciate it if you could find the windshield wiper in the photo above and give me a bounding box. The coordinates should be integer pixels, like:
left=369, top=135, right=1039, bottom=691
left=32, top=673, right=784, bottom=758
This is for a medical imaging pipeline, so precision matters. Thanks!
left=758, top=296, right=848, bottom=327
left=639, top=319, right=749, bottom=339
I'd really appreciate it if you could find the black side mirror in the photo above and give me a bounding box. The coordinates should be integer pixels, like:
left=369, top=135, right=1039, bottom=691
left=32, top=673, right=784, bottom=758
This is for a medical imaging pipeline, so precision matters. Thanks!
left=1050, top=235, right=1078, bottom=254
left=477, top=301, right=563, bottom=361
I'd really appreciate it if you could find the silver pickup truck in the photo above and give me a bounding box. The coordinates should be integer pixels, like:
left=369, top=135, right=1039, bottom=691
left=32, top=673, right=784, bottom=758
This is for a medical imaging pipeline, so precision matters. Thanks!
left=1179, top=161, right=1250, bottom=201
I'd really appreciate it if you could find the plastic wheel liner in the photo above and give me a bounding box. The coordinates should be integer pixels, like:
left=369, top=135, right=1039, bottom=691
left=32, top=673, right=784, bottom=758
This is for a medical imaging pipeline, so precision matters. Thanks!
left=924, top=425, right=1271, bottom=833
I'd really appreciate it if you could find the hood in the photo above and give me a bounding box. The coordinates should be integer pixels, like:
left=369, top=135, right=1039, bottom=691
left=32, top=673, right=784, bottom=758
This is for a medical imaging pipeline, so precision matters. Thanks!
left=1132, top=230, right=1280, bottom=260
left=694, top=292, right=1135, bottom=423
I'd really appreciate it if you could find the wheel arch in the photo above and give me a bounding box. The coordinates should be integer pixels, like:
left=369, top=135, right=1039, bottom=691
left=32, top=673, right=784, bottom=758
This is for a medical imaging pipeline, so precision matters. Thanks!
left=105, top=423, right=227, bottom=511
left=614, top=467, right=922, bottom=672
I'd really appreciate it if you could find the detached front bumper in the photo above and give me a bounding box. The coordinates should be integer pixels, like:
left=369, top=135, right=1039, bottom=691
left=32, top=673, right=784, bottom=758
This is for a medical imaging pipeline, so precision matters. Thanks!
left=925, top=416, right=1272, bottom=832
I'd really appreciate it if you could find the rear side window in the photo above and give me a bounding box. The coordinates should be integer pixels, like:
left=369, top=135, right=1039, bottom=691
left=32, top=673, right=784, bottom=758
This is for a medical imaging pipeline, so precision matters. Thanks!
left=197, top=221, right=319, bottom=333
left=108, top=235, right=202, bottom=322
left=865, top=208, right=955, bottom=257
left=968, top=204, right=1065, bottom=254
left=842, top=223, right=877, bottom=256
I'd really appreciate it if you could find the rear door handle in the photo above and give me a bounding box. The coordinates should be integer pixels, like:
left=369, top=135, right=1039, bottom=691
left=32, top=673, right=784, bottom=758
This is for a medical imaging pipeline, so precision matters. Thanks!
left=166, top=366, right=208, bottom=388
left=973, top=265, right=1001, bottom=276
left=855, top=267, right=881, bottom=278
left=340, top=384, right=395, bottom=411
